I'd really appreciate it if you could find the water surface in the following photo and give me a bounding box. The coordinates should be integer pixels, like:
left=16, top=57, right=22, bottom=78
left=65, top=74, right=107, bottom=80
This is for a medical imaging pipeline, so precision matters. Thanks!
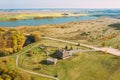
left=0, top=16, right=97, bottom=27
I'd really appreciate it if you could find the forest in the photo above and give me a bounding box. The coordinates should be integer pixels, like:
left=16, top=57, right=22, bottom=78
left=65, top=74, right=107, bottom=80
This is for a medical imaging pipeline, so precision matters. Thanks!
left=0, top=28, right=25, bottom=56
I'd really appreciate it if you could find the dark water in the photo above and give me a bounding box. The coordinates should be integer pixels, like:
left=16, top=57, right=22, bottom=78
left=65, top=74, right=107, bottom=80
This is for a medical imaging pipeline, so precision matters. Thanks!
left=0, top=16, right=97, bottom=27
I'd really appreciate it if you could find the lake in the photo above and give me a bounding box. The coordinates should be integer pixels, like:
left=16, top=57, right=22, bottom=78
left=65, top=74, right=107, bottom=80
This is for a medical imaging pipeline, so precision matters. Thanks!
left=0, top=16, right=97, bottom=27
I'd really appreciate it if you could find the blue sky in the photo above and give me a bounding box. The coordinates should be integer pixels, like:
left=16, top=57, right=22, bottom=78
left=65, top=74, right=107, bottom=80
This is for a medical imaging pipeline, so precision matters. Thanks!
left=0, top=0, right=120, bottom=9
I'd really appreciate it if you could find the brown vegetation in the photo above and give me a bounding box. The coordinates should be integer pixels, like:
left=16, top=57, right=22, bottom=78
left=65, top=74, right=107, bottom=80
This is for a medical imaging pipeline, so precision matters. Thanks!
left=9, top=18, right=18, bottom=21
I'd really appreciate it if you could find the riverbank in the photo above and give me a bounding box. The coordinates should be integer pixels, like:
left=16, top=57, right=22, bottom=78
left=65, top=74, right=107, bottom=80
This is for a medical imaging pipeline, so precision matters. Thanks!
left=0, top=12, right=89, bottom=22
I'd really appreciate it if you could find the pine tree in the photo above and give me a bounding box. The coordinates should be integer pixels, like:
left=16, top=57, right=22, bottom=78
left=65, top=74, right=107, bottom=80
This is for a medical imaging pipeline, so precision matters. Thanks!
left=70, top=46, right=73, bottom=50
left=65, top=45, right=68, bottom=50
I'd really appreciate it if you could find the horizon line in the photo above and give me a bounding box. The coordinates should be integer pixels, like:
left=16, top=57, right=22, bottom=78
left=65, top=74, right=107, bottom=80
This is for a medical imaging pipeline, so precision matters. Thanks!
left=0, top=8, right=120, bottom=9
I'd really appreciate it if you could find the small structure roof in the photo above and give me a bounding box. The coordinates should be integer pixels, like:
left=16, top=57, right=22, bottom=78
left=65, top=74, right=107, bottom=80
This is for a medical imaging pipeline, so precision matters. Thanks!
left=46, top=58, right=57, bottom=64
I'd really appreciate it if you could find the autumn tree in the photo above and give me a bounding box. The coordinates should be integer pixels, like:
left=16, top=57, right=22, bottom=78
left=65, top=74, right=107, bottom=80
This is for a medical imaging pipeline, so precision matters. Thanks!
left=38, top=64, right=42, bottom=70
left=101, top=42, right=106, bottom=47
left=65, top=45, right=68, bottom=50
left=31, top=33, right=41, bottom=41
left=0, top=29, right=25, bottom=55
left=27, top=51, right=33, bottom=57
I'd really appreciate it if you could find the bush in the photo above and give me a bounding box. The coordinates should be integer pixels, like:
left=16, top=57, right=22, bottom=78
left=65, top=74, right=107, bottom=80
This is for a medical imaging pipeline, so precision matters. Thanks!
left=101, top=42, right=106, bottom=47
left=27, top=51, right=33, bottom=57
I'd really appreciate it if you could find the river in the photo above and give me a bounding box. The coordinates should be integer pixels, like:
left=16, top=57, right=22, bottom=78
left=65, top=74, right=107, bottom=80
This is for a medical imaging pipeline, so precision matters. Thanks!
left=0, top=16, right=97, bottom=27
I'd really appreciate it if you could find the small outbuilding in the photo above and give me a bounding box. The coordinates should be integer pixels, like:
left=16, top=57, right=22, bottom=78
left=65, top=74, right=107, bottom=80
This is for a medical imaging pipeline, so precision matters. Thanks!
left=46, top=58, right=57, bottom=64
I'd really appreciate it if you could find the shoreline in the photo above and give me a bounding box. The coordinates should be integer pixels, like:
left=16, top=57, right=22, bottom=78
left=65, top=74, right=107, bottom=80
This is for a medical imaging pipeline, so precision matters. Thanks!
left=0, top=12, right=89, bottom=22
left=0, top=17, right=114, bottom=28
left=1, top=16, right=113, bottom=28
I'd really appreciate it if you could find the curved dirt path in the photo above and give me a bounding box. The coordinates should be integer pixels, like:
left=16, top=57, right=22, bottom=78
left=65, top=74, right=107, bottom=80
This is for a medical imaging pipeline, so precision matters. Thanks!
left=16, top=55, right=59, bottom=80
left=15, top=42, right=59, bottom=80
left=43, top=37, right=120, bottom=56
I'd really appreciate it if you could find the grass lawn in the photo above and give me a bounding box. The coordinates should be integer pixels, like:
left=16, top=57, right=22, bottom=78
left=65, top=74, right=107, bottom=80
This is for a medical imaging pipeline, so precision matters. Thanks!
left=30, top=75, right=53, bottom=80
left=19, top=39, right=120, bottom=80
left=40, top=39, right=92, bottom=50
left=0, top=41, right=54, bottom=80
left=106, top=35, right=120, bottom=50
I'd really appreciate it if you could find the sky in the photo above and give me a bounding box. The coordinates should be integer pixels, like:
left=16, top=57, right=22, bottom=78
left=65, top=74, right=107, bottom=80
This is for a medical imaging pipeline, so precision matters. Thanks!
left=0, top=0, right=120, bottom=9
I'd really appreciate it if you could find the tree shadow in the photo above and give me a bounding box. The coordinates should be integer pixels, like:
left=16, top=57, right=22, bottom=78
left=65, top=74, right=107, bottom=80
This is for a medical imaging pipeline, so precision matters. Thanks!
left=49, top=53, right=61, bottom=59
left=33, top=68, right=41, bottom=70
left=39, top=60, right=56, bottom=65
left=0, top=51, right=5, bottom=57
left=39, top=60, right=52, bottom=65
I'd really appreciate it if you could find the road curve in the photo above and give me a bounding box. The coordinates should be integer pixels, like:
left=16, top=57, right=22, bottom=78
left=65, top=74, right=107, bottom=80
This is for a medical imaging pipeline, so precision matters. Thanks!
left=16, top=55, right=59, bottom=80
left=43, top=37, right=120, bottom=56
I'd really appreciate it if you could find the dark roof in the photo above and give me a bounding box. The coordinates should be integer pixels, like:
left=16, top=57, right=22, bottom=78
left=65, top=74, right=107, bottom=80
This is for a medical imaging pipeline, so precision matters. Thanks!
left=56, top=49, right=72, bottom=59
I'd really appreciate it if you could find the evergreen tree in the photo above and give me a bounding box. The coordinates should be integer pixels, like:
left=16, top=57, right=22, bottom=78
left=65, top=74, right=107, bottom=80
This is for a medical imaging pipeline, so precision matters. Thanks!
left=65, top=45, right=68, bottom=50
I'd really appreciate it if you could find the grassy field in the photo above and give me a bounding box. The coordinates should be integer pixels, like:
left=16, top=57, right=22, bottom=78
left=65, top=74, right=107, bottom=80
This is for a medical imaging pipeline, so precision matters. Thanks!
left=0, top=41, right=54, bottom=80
left=17, top=17, right=120, bottom=50
left=18, top=39, right=120, bottom=80
left=20, top=48, right=120, bottom=80
left=40, top=39, right=92, bottom=50
left=0, top=56, right=52, bottom=80
left=106, top=35, right=120, bottom=49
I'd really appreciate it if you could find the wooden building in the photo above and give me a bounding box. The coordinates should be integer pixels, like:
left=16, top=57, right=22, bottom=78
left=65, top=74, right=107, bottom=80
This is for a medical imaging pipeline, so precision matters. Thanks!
left=56, top=49, right=73, bottom=59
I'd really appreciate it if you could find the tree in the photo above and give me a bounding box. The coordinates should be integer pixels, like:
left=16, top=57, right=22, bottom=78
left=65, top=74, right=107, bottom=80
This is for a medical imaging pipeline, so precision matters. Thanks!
left=2, top=58, right=10, bottom=64
left=116, top=45, right=119, bottom=49
left=104, top=49, right=108, bottom=54
left=13, top=46, right=17, bottom=53
left=38, top=64, right=42, bottom=70
left=65, top=45, right=68, bottom=50
left=101, top=42, right=106, bottom=47
left=31, top=33, right=40, bottom=41
left=27, top=51, right=33, bottom=57
left=0, top=65, right=8, bottom=74
left=0, top=28, right=26, bottom=55
left=77, top=43, right=80, bottom=46
left=70, top=46, right=73, bottom=50
left=0, top=60, right=22, bottom=80
left=4, top=48, right=13, bottom=55
left=0, top=77, right=3, bottom=80
left=54, top=75, right=58, bottom=77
